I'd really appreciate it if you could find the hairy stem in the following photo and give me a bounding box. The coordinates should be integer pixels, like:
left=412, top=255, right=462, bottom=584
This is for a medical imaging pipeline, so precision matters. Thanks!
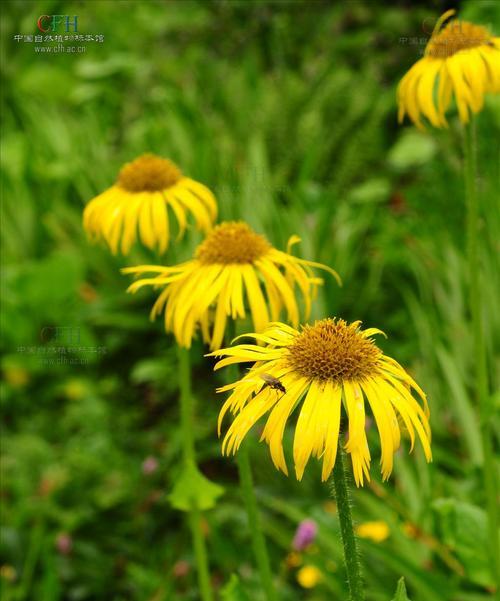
left=331, top=444, right=365, bottom=601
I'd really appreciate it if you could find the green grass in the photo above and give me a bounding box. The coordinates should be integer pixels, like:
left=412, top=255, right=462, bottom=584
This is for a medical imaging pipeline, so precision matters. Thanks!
left=1, top=1, right=499, bottom=600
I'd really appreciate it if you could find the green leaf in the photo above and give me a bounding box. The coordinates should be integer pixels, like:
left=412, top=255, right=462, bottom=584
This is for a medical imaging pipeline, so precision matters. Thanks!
left=168, top=463, right=224, bottom=511
left=220, top=574, right=251, bottom=601
left=388, top=131, right=436, bottom=170
left=433, top=498, right=494, bottom=588
left=347, top=178, right=391, bottom=204
left=391, top=577, right=411, bottom=601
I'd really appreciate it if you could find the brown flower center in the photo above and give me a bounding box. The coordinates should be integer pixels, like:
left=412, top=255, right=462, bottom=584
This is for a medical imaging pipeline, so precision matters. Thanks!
left=117, top=154, right=182, bottom=192
left=287, top=319, right=381, bottom=383
left=426, top=20, right=492, bottom=58
left=196, top=222, right=271, bottom=264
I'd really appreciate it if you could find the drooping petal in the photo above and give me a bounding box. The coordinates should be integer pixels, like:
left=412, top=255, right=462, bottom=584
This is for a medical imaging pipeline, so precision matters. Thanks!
left=343, top=380, right=371, bottom=486
left=320, top=381, right=342, bottom=481
left=223, top=388, right=278, bottom=456
left=174, top=186, right=212, bottom=232
left=293, top=381, right=322, bottom=480
left=182, top=177, right=218, bottom=221
left=242, top=264, right=270, bottom=333
left=255, top=258, right=299, bottom=326
left=416, top=59, right=443, bottom=127
left=137, top=193, right=156, bottom=250
left=150, top=192, right=169, bottom=254
left=261, top=377, right=310, bottom=475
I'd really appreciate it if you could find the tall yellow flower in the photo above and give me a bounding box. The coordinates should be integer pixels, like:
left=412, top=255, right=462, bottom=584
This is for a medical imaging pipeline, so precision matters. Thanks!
left=398, top=10, right=500, bottom=128
left=123, top=222, right=340, bottom=350
left=210, top=319, right=431, bottom=485
left=83, top=153, right=217, bottom=255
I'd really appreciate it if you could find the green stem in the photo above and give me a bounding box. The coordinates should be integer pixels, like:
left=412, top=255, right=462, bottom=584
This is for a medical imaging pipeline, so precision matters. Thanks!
left=463, top=121, right=499, bottom=585
left=179, top=347, right=195, bottom=465
left=224, top=324, right=277, bottom=601
left=189, top=508, right=212, bottom=601
left=16, top=519, right=44, bottom=601
left=178, top=347, right=213, bottom=601
left=331, top=444, right=365, bottom=601
left=237, top=444, right=277, bottom=601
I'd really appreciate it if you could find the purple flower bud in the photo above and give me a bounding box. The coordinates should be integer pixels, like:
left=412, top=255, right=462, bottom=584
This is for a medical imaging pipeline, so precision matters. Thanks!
left=142, top=456, right=159, bottom=475
left=292, top=519, right=317, bottom=551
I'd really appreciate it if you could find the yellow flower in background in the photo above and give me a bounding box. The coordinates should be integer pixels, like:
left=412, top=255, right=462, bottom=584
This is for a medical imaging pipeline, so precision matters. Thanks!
left=398, top=10, right=500, bottom=128
left=210, top=319, right=431, bottom=485
left=83, top=153, right=217, bottom=255
left=296, top=565, right=322, bottom=589
left=356, top=520, right=390, bottom=542
left=123, top=221, right=340, bottom=350
left=0, top=565, right=17, bottom=583
left=63, top=379, right=88, bottom=400
left=3, top=364, right=29, bottom=388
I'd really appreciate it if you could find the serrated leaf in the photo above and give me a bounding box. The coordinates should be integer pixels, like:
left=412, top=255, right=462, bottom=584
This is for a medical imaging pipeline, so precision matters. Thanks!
left=391, top=577, right=411, bottom=601
left=169, top=463, right=224, bottom=511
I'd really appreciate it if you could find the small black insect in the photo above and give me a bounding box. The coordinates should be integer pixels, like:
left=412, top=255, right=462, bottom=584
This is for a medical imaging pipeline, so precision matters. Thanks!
left=260, top=373, right=286, bottom=395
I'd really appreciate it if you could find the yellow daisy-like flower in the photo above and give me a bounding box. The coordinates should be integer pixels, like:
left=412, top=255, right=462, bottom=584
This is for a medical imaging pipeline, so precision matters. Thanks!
left=83, top=153, right=217, bottom=255
left=398, top=10, right=500, bottom=128
left=123, top=222, right=340, bottom=350
left=210, top=319, right=431, bottom=485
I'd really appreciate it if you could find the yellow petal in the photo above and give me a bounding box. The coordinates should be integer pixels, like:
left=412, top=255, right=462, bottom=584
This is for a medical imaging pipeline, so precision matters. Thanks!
left=138, top=193, right=156, bottom=249
left=242, top=265, right=270, bottom=333
left=321, top=381, right=342, bottom=481
left=416, top=59, right=443, bottom=127
left=255, top=259, right=298, bottom=326
left=293, top=381, right=321, bottom=480
left=163, top=191, right=187, bottom=240
left=182, top=177, right=218, bottom=221
left=261, top=377, right=309, bottom=474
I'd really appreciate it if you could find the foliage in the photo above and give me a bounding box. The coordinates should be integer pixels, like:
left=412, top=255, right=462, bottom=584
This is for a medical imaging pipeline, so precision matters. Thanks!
left=392, top=578, right=411, bottom=601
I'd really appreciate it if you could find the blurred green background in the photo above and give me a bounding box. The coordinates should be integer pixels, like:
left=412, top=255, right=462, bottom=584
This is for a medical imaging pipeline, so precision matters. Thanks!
left=1, top=1, right=499, bottom=599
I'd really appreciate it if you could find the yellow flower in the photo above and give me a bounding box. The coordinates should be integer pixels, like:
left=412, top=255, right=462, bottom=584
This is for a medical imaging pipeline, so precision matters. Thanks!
left=0, top=565, right=17, bottom=583
left=3, top=364, right=29, bottom=387
left=63, top=379, right=87, bottom=400
left=296, top=565, right=322, bottom=589
left=398, top=10, right=500, bottom=128
left=355, top=520, right=390, bottom=542
left=83, top=153, right=217, bottom=255
left=123, top=222, right=340, bottom=350
left=210, top=319, right=431, bottom=485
